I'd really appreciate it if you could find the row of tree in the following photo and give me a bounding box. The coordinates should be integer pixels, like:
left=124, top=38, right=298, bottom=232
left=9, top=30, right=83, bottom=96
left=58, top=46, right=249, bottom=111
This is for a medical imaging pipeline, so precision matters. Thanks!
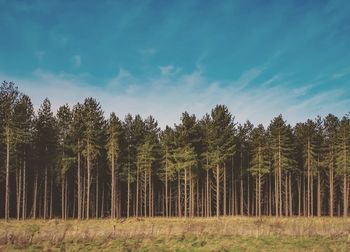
left=0, top=81, right=349, bottom=220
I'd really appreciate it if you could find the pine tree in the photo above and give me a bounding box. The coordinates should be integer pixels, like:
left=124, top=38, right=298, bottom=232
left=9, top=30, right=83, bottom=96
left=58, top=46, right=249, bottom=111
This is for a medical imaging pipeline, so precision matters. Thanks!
left=336, top=116, right=350, bottom=217
left=71, top=103, right=85, bottom=219
left=35, top=98, right=58, bottom=219
left=159, top=126, right=177, bottom=217
left=106, top=112, right=123, bottom=218
left=236, top=121, right=253, bottom=215
left=268, top=115, right=294, bottom=216
left=57, top=104, right=74, bottom=219
left=81, top=98, right=105, bottom=219
left=295, top=119, right=318, bottom=216
left=0, top=81, right=20, bottom=221
left=249, top=124, right=269, bottom=217
left=13, top=94, right=34, bottom=220
left=210, top=105, right=235, bottom=217
left=323, top=114, right=339, bottom=217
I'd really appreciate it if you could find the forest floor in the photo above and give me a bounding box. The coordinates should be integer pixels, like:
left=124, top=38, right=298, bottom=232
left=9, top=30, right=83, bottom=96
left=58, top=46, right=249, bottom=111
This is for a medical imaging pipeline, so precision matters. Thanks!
left=0, top=217, right=349, bottom=251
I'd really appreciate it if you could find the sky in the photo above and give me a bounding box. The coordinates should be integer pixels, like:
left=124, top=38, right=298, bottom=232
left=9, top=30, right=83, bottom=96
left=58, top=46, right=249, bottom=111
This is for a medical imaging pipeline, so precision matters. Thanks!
left=0, top=0, right=349, bottom=128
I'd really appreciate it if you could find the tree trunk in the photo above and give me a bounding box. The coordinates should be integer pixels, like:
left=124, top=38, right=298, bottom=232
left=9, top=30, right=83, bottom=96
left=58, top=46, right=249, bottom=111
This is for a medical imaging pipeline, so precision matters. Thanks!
left=33, top=172, right=38, bottom=219
left=185, top=168, right=187, bottom=218
left=224, top=164, right=226, bottom=216
left=240, top=151, right=244, bottom=216
left=329, top=148, right=334, bottom=217
left=22, top=158, right=26, bottom=220
left=44, top=166, right=48, bottom=219
left=216, top=164, right=220, bottom=217
left=87, top=146, right=91, bottom=220
left=165, top=152, right=168, bottom=217
left=77, top=145, right=82, bottom=220
left=5, top=132, right=10, bottom=221
left=111, top=151, right=115, bottom=218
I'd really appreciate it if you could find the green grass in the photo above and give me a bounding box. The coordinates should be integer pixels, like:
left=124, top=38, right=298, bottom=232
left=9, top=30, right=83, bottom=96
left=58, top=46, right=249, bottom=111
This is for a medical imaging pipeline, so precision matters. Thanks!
left=1, top=217, right=350, bottom=251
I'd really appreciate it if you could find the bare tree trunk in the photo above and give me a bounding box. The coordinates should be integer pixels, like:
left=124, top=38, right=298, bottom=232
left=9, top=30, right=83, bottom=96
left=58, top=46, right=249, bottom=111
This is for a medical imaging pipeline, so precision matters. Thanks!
left=297, top=175, right=301, bottom=216
left=216, top=164, right=220, bottom=217
left=50, top=169, right=53, bottom=219
left=127, top=163, right=130, bottom=218
left=77, top=146, right=82, bottom=220
left=178, top=171, right=181, bottom=217
left=185, top=168, right=188, bottom=218
left=240, top=151, right=244, bottom=216
left=206, top=169, right=209, bottom=217
left=111, top=152, right=115, bottom=218
left=165, top=153, right=168, bottom=217
left=44, top=166, right=48, bottom=219
left=65, top=175, right=68, bottom=219
left=5, top=132, right=10, bottom=221
left=33, top=172, right=38, bottom=219
left=329, top=149, right=334, bottom=217
left=22, top=158, right=26, bottom=220
left=224, top=164, right=227, bottom=216
left=96, top=169, right=99, bottom=218
left=61, top=176, right=65, bottom=219
left=344, top=174, right=348, bottom=217
left=317, top=171, right=321, bottom=217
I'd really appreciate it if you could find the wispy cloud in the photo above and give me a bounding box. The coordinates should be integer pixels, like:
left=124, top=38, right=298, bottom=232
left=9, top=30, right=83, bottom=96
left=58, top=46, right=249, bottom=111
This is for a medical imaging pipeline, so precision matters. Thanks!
left=0, top=66, right=349, bottom=128
left=332, top=67, right=350, bottom=79
left=159, top=65, right=180, bottom=76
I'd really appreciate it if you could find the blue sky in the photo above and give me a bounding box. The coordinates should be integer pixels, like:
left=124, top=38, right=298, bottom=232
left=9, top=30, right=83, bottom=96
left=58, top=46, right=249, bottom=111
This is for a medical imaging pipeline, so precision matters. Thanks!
left=0, top=0, right=349, bottom=127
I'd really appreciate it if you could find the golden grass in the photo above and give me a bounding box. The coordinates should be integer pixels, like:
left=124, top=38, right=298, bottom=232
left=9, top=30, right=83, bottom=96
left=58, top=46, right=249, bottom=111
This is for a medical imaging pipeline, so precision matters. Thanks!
left=1, top=217, right=350, bottom=251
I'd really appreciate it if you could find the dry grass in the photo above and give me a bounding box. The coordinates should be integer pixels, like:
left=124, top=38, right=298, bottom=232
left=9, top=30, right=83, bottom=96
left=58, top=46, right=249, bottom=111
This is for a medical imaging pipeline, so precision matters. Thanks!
left=0, top=217, right=349, bottom=251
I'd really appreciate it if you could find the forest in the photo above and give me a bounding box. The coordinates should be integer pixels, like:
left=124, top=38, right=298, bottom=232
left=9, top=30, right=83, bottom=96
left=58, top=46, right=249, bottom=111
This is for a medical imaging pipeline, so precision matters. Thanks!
left=0, top=80, right=349, bottom=220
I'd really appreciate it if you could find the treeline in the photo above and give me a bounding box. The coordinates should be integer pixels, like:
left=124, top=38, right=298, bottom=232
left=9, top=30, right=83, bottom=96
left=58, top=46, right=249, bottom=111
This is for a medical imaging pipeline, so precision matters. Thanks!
left=0, top=81, right=349, bottom=220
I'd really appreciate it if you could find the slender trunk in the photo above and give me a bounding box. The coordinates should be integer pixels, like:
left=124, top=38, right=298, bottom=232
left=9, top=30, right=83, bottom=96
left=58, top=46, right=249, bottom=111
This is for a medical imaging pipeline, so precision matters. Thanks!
left=111, top=151, right=115, bottom=218
left=344, top=174, right=348, bottom=217
left=178, top=171, right=181, bottom=217
left=144, top=168, right=147, bottom=216
left=216, top=164, right=220, bottom=217
left=343, top=137, right=348, bottom=217
left=240, top=151, right=244, bottom=215
left=317, top=171, right=321, bottom=217
left=329, top=148, right=334, bottom=217
left=87, top=144, right=91, bottom=220
left=33, top=172, right=38, bottom=219
left=224, top=164, right=227, bottom=216
left=278, top=133, right=282, bottom=216
left=185, top=168, right=187, bottom=218
left=50, top=170, right=53, bottom=219
left=22, top=157, right=26, bottom=220
left=165, top=152, right=168, bottom=217
left=96, top=168, right=99, bottom=218
left=307, top=139, right=311, bottom=217
left=206, top=169, right=209, bottom=217
left=77, top=143, right=81, bottom=220
left=44, top=166, right=48, bottom=219
left=5, top=131, right=10, bottom=221
left=61, top=175, right=65, bottom=219
left=17, top=165, right=22, bottom=220
left=127, top=161, right=130, bottom=218
left=289, top=172, right=292, bottom=216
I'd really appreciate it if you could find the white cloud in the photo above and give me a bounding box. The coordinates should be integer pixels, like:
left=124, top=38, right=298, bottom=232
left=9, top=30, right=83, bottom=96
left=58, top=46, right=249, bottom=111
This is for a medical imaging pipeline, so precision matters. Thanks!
left=159, top=65, right=180, bottom=76
left=0, top=67, right=349, bottom=129
left=332, top=67, right=350, bottom=79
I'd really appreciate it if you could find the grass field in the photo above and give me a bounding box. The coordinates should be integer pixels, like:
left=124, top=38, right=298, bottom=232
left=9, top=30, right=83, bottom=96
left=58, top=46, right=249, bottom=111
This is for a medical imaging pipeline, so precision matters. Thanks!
left=1, top=217, right=350, bottom=251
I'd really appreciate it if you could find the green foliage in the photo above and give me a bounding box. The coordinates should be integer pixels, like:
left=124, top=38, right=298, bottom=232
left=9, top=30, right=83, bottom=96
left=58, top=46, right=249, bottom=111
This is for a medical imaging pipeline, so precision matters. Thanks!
left=268, top=115, right=296, bottom=173
left=249, top=124, right=270, bottom=176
